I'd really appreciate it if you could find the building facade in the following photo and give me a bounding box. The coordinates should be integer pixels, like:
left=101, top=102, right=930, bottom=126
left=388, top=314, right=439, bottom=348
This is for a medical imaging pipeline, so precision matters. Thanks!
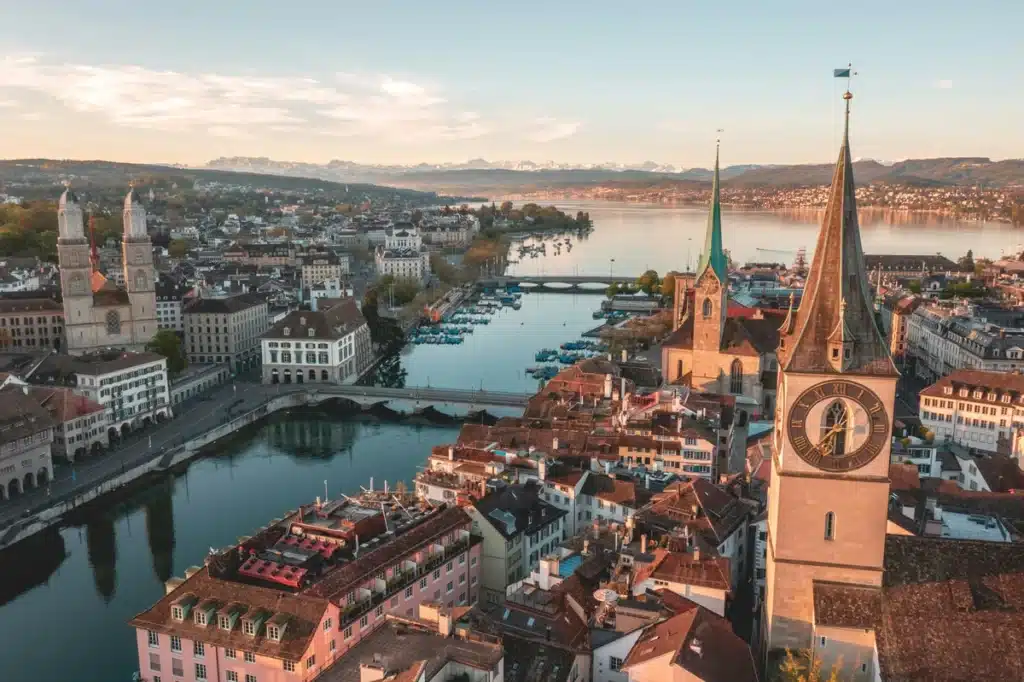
left=919, top=369, right=1024, bottom=457
left=906, top=303, right=1024, bottom=381
left=156, top=279, right=191, bottom=333
left=59, top=188, right=158, bottom=355
left=300, top=255, right=350, bottom=288
left=0, top=297, right=63, bottom=351
left=184, top=294, right=269, bottom=372
left=0, top=387, right=55, bottom=500
left=260, top=300, right=370, bottom=385
left=18, top=384, right=108, bottom=461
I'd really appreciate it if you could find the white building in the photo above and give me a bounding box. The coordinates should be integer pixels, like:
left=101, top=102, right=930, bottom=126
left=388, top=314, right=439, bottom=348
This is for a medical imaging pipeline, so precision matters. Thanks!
left=541, top=465, right=639, bottom=536
left=375, top=246, right=430, bottom=281
left=19, top=385, right=108, bottom=461
left=386, top=225, right=422, bottom=250
left=310, top=279, right=354, bottom=311
left=300, top=254, right=350, bottom=288
left=260, top=299, right=370, bottom=385
left=155, top=280, right=190, bottom=333
left=35, top=351, right=172, bottom=440
left=918, top=369, right=1024, bottom=456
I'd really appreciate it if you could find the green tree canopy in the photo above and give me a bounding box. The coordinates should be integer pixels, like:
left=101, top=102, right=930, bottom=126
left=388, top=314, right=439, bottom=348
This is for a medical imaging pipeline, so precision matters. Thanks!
left=635, top=270, right=660, bottom=295
left=146, top=330, right=187, bottom=375
left=168, top=239, right=190, bottom=259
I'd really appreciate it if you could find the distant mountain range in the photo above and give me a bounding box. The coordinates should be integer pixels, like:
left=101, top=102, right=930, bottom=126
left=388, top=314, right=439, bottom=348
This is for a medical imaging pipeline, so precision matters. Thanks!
left=203, top=156, right=1024, bottom=194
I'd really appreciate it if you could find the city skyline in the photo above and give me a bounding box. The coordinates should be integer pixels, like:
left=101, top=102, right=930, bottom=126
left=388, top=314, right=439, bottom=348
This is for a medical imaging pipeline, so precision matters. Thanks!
left=0, top=0, right=1021, bottom=166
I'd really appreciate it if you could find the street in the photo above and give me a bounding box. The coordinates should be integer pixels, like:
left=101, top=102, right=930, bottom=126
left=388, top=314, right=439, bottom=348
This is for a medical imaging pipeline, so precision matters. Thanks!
left=0, top=379, right=282, bottom=531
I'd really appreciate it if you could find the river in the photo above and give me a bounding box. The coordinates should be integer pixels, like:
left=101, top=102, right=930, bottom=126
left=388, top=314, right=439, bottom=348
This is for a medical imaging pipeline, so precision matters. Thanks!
left=1, top=201, right=1017, bottom=682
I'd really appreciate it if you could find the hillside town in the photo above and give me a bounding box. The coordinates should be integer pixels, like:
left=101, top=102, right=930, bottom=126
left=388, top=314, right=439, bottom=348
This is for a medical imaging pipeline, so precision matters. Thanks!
left=2, top=114, right=1024, bottom=682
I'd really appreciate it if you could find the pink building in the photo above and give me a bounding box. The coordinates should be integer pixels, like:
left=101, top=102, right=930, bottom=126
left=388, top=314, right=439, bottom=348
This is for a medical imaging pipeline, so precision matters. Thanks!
left=131, top=503, right=482, bottom=682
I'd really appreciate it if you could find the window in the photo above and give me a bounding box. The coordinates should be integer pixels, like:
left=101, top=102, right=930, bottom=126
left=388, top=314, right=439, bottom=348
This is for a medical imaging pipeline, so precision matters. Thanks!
left=266, top=625, right=280, bottom=641
left=147, top=631, right=159, bottom=647
left=405, top=586, right=413, bottom=599
left=375, top=605, right=384, bottom=618
left=149, top=653, right=161, bottom=671
left=244, top=652, right=256, bottom=664
left=306, top=655, right=317, bottom=669
left=195, top=663, right=208, bottom=680
left=822, top=400, right=848, bottom=456
left=447, top=561, right=453, bottom=573
left=227, top=672, right=238, bottom=682
left=609, top=656, right=624, bottom=672
left=323, top=618, right=333, bottom=632
left=433, top=569, right=440, bottom=580
left=824, top=512, right=836, bottom=541
left=330, top=639, right=337, bottom=653
left=447, top=581, right=454, bottom=593
left=170, top=636, right=182, bottom=652
left=360, top=615, right=368, bottom=629
left=343, top=626, right=353, bottom=639
left=284, top=661, right=296, bottom=672
left=171, top=605, right=184, bottom=621
left=224, top=648, right=236, bottom=659
left=420, top=578, right=427, bottom=589
left=702, top=297, right=712, bottom=319
left=819, top=636, right=827, bottom=648
left=194, top=641, right=205, bottom=657
left=243, top=620, right=255, bottom=636
left=730, top=359, right=743, bottom=394
left=245, top=675, right=257, bottom=682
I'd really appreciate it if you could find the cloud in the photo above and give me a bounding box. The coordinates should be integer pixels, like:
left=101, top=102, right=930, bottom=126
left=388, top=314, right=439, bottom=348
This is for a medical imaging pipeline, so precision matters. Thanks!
left=0, top=54, right=488, bottom=143
left=937, top=79, right=953, bottom=89
left=525, top=117, right=581, bottom=142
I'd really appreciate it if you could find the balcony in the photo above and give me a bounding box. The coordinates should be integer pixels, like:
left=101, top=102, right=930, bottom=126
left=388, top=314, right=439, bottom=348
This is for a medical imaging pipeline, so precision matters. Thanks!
left=338, top=534, right=481, bottom=627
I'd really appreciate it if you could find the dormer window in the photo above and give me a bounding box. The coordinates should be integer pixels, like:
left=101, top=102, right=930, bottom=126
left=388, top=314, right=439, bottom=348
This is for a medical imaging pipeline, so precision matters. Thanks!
left=243, top=620, right=255, bottom=636
left=194, top=611, right=207, bottom=626
left=171, top=606, right=184, bottom=622
left=283, top=327, right=290, bottom=337
left=219, top=615, right=232, bottom=631
left=1002, top=395, right=1012, bottom=404
left=959, top=389, right=968, bottom=397
left=308, top=328, right=315, bottom=337
left=987, top=393, right=997, bottom=401
left=944, top=387, right=953, bottom=396
left=973, top=391, right=983, bottom=399
left=266, top=625, right=281, bottom=641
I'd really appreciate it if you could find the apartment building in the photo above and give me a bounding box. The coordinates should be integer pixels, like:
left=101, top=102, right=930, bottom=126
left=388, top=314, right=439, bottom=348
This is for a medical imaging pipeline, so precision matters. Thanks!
left=184, top=294, right=269, bottom=373
left=15, top=384, right=107, bottom=461
left=260, top=299, right=371, bottom=385
left=878, top=294, right=922, bottom=366
left=0, top=387, right=55, bottom=499
left=131, top=502, right=482, bottom=682
left=375, top=225, right=430, bottom=281
left=0, top=297, right=63, bottom=351
left=919, top=369, right=1024, bottom=456
left=33, top=351, right=171, bottom=440
left=300, top=254, right=350, bottom=288
left=466, top=482, right=568, bottom=605
left=543, top=465, right=640, bottom=536
left=907, top=303, right=1024, bottom=381
left=155, top=279, right=191, bottom=333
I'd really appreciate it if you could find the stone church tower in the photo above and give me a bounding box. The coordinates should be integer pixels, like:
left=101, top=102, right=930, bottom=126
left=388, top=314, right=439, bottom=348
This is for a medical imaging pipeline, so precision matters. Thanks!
left=692, top=143, right=728, bottom=355
left=60, top=187, right=157, bottom=355
left=764, top=91, right=898, bottom=653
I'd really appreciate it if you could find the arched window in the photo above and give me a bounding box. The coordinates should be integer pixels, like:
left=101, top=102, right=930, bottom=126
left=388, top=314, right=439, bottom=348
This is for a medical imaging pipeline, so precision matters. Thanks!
left=729, top=359, right=743, bottom=394
left=822, top=400, right=849, bottom=456
left=134, top=269, right=147, bottom=291
left=105, top=310, right=121, bottom=335
left=824, top=512, right=836, bottom=541
left=702, top=298, right=713, bottom=319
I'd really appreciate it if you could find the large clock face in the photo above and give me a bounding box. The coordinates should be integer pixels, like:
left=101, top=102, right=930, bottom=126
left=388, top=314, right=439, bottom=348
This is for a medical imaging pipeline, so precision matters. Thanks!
left=786, top=379, right=890, bottom=472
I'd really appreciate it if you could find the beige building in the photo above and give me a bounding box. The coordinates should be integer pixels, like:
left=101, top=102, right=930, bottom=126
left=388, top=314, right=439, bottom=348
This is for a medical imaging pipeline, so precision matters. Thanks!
left=300, top=254, right=350, bottom=288
left=58, top=188, right=158, bottom=355
left=21, top=384, right=108, bottom=461
left=0, top=297, right=63, bottom=351
left=183, top=293, right=268, bottom=373
left=260, top=299, right=371, bottom=385
left=918, top=368, right=1024, bottom=456
left=0, top=387, right=56, bottom=500
left=661, top=150, right=782, bottom=420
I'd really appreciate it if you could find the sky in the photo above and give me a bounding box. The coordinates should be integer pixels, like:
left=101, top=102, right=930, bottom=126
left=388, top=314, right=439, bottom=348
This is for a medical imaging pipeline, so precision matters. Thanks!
left=0, top=0, right=1021, bottom=168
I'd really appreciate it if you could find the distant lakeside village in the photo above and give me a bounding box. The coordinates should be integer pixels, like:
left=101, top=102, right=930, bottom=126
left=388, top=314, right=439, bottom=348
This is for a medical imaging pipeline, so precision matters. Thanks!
left=3, top=112, right=1024, bottom=682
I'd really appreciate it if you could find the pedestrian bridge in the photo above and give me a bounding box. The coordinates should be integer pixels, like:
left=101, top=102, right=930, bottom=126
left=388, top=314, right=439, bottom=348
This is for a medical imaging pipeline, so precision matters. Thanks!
left=279, top=384, right=533, bottom=409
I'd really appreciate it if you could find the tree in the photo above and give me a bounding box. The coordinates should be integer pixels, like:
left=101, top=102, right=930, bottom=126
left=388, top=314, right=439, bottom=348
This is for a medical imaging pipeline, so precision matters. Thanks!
left=957, top=249, right=975, bottom=273
left=146, top=330, right=186, bottom=375
left=635, top=270, right=660, bottom=296
left=774, top=650, right=842, bottom=682
left=723, top=248, right=736, bottom=272
left=500, top=201, right=514, bottom=216
left=168, top=239, right=189, bottom=259
left=660, top=271, right=679, bottom=297
left=606, top=283, right=621, bottom=298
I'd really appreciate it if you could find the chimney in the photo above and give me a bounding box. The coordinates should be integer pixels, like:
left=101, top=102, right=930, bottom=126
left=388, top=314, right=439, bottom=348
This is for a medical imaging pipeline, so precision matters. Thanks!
left=360, top=662, right=387, bottom=682
left=448, top=446, right=454, bottom=461
left=676, top=415, right=682, bottom=432
left=538, top=458, right=548, bottom=481
left=692, top=547, right=700, bottom=561
left=552, top=437, right=559, bottom=452
left=640, top=534, right=648, bottom=555
left=438, top=608, right=453, bottom=637
left=621, top=348, right=627, bottom=362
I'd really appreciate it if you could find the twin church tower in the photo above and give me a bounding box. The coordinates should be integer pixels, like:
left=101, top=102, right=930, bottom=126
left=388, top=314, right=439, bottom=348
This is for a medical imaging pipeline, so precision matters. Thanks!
left=57, top=187, right=157, bottom=355
left=689, top=90, right=897, bottom=653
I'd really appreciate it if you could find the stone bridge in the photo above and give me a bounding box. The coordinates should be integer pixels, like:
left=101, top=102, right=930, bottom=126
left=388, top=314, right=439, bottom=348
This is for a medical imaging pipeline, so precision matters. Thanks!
left=278, top=384, right=533, bottom=409
left=483, top=274, right=642, bottom=292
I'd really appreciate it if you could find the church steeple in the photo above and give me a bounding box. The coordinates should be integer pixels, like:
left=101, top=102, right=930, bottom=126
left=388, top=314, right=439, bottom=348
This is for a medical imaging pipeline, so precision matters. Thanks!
left=779, top=91, right=895, bottom=376
left=695, top=139, right=727, bottom=282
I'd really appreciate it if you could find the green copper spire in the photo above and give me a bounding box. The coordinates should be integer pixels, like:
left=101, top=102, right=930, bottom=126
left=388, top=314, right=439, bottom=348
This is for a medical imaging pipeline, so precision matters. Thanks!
left=695, top=140, right=727, bottom=282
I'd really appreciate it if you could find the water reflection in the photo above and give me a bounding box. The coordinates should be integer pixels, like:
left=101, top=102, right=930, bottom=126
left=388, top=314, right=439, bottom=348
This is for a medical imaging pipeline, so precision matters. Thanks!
left=144, top=481, right=176, bottom=584
left=0, top=527, right=67, bottom=607
left=85, top=515, right=117, bottom=602
left=263, top=416, right=359, bottom=458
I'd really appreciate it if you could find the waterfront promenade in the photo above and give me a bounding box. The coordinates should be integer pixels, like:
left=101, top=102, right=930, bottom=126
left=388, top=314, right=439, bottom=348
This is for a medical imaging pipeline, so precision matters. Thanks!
left=0, top=381, right=530, bottom=546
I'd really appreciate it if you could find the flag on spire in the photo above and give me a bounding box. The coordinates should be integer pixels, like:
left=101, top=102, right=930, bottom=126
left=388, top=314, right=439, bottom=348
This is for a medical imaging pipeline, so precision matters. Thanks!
left=833, top=68, right=851, bottom=78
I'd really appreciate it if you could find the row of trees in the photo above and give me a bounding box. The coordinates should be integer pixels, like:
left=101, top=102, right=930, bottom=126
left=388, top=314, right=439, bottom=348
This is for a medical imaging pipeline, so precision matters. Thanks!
left=605, top=270, right=680, bottom=298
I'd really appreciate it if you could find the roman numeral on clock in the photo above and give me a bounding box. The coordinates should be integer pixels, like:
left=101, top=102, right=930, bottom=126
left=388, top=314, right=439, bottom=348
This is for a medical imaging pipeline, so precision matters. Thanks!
left=872, top=422, right=886, bottom=433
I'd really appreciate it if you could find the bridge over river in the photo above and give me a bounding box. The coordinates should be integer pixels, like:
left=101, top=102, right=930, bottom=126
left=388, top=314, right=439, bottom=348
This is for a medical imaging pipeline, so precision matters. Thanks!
left=482, top=274, right=643, bottom=292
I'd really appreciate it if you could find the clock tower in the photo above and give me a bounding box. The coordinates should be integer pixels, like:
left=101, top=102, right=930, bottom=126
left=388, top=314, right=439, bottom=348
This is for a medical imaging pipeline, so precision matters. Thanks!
left=764, top=90, right=898, bottom=652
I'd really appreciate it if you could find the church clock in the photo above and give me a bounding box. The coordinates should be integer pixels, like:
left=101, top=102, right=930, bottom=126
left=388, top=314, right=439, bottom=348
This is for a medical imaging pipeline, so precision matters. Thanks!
left=786, top=379, right=889, bottom=472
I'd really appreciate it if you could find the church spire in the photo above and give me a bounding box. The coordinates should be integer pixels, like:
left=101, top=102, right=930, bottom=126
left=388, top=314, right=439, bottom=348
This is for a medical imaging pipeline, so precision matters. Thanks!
left=695, top=135, right=727, bottom=282
left=779, top=89, right=896, bottom=376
